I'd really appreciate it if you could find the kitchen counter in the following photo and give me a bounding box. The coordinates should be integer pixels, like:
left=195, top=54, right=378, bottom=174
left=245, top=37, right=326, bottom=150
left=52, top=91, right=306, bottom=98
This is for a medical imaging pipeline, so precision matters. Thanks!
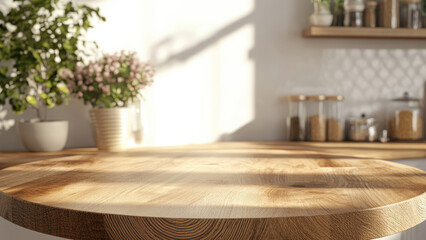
left=0, top=142, right=425, bottom=240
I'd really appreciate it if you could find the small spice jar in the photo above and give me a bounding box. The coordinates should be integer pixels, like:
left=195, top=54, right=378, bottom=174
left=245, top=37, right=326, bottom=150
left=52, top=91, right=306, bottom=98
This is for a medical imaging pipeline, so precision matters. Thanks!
left=306, top=95, right=327, bottom=142
left=379, top=0, right=400, bottom=28
left=400, top=0, right=422, bottom=29
left=364, top=1, right=378, bottom=27
left=326, top=95, right=345, bottom=142
left=344, top=0, right=365, bottom=27
left=388, top=92, right=423, bottom=141
left=286, top=95, right=307, bottom=141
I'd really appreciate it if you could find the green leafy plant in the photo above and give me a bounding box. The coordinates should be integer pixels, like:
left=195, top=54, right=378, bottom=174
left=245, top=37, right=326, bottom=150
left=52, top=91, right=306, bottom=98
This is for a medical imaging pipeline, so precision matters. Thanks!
left=310, top=0, right=332, bottom=9
left=0, top=0, right=105, bottom=119
left=334, top=0, right=344, bottom=12
left=66, top=51, right=155, bottom=108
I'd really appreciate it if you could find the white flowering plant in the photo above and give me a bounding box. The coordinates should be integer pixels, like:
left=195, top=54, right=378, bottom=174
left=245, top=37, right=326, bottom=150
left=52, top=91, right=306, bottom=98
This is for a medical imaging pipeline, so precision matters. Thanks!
left=0, top=0, right=104, bottom=119
left=66, top=51, right=155, bottom=108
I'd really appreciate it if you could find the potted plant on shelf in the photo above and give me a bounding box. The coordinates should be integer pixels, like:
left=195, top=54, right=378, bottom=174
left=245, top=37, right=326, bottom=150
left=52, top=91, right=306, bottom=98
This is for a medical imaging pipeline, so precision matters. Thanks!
left=423, top=0, right=426, bottom=27
left=65, top=51, right=155, bottom=151
left=0, top=0, right=104, bottom=152
left=332, top=0, right=345, bottom=26
left=310, top=0, right=333, bottom=27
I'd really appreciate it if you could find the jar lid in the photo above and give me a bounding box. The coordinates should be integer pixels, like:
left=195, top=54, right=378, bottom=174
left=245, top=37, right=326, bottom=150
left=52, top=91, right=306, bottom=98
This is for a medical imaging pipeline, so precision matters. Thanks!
left=325, top=95, right=344, bottom=101
left=348, top=113, right=376, bottom=126
left=306, top=95, right=326, bottom=101
left=287, top=95, right=306, bottom=101
left=365, top=1, right=378, bottom=7
left=392, top=92, right=420, bottom=102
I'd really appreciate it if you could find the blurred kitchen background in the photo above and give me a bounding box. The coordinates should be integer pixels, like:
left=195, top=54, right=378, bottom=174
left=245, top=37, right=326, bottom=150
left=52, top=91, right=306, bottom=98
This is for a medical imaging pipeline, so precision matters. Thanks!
left=1, top=0, right=426, bottom=151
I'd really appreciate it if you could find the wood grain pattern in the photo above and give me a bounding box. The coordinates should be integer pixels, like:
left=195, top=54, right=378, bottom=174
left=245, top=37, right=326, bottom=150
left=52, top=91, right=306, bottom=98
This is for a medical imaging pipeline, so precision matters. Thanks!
left=303, top=27, right=426, bottom=39
left=0, top=142, right=425, bottom=240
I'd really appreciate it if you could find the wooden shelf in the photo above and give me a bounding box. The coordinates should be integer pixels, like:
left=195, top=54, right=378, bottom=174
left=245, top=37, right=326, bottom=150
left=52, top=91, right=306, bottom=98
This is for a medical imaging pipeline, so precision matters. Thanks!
left=304, top=26, right=426, bottom=39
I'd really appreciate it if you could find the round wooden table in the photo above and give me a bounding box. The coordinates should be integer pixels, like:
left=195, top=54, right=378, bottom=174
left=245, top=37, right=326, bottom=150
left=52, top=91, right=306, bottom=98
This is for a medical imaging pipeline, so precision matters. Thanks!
left=0, top=142, right=425, bottom=240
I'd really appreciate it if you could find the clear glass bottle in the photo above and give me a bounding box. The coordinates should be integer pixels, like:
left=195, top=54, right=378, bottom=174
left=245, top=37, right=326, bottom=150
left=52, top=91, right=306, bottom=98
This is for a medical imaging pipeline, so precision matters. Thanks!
left=306, top=95, right=327, bottom=142
left=286, top=95, right=307, bottom=141
left=344, top=0, right=365, bottom=27
left=130, top=98, right=144, bottom=145
left=326, top=95, right=345, bottom=142
left=388, top=92, right=423, bottom=141
left=379, top=0, right=400, bottom=28
left=364, top=1, right=378, bottom=27
left=401, top=0, right=422, bottom=29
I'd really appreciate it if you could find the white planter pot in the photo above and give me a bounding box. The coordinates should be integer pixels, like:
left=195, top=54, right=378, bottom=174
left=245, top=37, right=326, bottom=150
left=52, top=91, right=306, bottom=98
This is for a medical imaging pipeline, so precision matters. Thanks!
left=18, top=121, right=69, bottom=152
left=310, top=1, right=333, bottom=27
left=90, top=108, right=130, bottom=151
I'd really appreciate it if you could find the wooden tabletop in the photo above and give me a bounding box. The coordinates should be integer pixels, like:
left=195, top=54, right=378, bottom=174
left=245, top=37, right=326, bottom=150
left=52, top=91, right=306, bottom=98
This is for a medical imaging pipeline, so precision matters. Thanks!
left=0, top=142, right=425, bottom=240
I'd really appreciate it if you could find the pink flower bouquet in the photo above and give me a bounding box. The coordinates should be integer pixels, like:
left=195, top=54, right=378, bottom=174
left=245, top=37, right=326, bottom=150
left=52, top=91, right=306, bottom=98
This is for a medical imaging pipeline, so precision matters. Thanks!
left=67, top=51, right=155, bottom=108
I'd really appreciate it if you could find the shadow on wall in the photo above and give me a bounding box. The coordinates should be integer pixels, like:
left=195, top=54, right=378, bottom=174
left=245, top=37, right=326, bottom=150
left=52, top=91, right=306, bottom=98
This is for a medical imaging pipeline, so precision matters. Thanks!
left=151, top=14, right=254, bottom=69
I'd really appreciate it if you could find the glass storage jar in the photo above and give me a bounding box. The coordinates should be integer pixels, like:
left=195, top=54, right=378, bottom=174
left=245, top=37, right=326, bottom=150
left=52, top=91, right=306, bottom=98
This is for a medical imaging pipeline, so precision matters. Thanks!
left=379, top=0, right=400, bottom=28
left=400, top=0, right=422, bottom=29
left=344, top=0, right=365, bottom=27
left=364, top=1, right=378, bottom=27
left=348, top=114, right=378, bottom=142
left=326, top=95, right=345, bottom=142
left=388, top=92, right=423, bottom=141
left=306, top=95, right=327, bottom=142
left=286, top=95, right=307, bottom=141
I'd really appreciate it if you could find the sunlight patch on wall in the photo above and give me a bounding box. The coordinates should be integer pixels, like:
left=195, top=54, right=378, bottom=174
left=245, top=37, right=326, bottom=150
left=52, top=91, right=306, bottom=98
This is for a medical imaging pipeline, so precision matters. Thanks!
left=139, top=0, right=255, bottom=146
left=82, top=0, right=146, bottom=57
left=218, top=25, right=255, bottom=136
left=143, top=24, right=255, bottom=146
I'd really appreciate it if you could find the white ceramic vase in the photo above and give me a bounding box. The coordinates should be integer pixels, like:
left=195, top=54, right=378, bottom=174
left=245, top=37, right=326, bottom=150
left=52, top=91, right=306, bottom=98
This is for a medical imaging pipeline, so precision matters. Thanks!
left=310, top=1, right=333, bottom=27
left=18, top=120, right=69, bottom=152
left=90, top=108, right=130, bottom=151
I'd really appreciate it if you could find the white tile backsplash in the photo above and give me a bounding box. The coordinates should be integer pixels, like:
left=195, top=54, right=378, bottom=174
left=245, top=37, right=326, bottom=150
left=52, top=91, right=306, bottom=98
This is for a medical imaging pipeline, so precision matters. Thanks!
left=317, top=49, right=426, bottom=129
